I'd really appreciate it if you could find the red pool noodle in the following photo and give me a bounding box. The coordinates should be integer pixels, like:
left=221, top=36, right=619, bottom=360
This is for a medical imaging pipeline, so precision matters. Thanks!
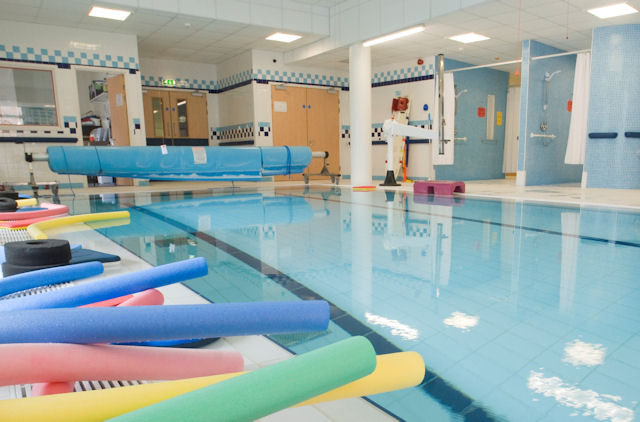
left=0, top=344, right=244, bottom=386
left=30, top=381, right=75, bottom=397
left=0, top=203, right=68, bottom=221
left=117, top=289, right=164, bottom=306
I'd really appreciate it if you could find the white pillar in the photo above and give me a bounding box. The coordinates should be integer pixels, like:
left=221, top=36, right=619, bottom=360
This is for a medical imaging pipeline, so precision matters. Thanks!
left=349, top=43, right=372, bottom=186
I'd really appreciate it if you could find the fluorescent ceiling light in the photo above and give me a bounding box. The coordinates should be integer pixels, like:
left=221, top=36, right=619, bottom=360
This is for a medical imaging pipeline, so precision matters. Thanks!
left=363, top=25, right=425, bottom=47
left=88, top=6, right=131, bottom=21
left=449, top=32, right=490, bottom=43
left=587, top=2, right=638, bottom=18
left=266, top=32, right=302, bottom=43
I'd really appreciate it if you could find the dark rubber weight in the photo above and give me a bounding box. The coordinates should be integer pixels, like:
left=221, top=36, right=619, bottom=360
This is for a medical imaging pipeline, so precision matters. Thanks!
left=0, top=191, right=20, bottom=200
left=4, top=239, right=72, bottom=267
left=1, top=261, right=66, bottom=277
left=0, top=198, right=17, bottom=212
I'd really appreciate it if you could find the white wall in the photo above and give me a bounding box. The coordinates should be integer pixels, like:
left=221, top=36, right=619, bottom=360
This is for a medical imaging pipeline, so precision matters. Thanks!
left=0, top=20, right=142, bottom=186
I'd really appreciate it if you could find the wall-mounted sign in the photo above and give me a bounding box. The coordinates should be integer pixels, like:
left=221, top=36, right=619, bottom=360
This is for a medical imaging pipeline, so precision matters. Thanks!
left=162, top=79, right=176, bottom=86
left=496, top=111, right=503, bottom=125
left=477, top=107, right=486, bottom=118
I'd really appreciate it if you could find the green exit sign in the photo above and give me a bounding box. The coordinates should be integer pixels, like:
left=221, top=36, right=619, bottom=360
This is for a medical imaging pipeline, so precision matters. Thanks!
left=162, top=79, right=176, bottom=86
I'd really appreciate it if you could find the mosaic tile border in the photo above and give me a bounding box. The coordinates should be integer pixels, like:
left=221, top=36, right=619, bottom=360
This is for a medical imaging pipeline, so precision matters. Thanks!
left=141, top=75, right=216, bottom=91
left=0, top=45, right=138, bottom=70
left=254, top=68, right=348, bottom=88
left=216, top=122, right=254, bottom=142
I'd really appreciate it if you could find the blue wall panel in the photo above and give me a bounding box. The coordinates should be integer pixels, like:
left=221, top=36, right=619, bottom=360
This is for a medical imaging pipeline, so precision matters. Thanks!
left=436, top=59, right=509, bottom=181
left=585, top=25, right=640, bottom=189
left=520, top=40, right=582, bottom=186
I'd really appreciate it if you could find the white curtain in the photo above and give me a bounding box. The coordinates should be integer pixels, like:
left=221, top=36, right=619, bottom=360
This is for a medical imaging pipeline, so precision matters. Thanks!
left=502, top=86, right=520, bottom=173
left=565, top=52, right=591, bottom=164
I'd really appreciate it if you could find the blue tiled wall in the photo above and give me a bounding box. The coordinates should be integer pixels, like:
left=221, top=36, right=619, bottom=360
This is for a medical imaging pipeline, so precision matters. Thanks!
left=436, top=58, right=509, bottom=181
left=0, top=44, right=138, bottom=69
left=584, top=25, right=640, bottom=189
left=519, top=40, right=582, bottom=186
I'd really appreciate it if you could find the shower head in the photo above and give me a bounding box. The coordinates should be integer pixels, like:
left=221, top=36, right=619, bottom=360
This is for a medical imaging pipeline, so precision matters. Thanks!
left=455, top=89, right=468, bottom=98
left=544, top=70, right=561, bottom=81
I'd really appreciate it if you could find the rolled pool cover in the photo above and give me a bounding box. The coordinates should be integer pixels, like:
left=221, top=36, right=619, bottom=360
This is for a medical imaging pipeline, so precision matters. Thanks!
left=0, top=343, right=244, bottom=386
left=0, top=261, right=104, bottom=297
left=47, top=146, right=312, bottom=181
left=0, top=301, right=330, bottom=344
left=109, top=336, right=376, bottom=422
left=0, top=257, right=207, bottom=312
left=0, top=351, right=424, bottom=421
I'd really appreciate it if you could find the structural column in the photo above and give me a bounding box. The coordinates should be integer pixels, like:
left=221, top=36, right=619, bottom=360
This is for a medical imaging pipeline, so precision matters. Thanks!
left=349, top=43, right=372, bottom=186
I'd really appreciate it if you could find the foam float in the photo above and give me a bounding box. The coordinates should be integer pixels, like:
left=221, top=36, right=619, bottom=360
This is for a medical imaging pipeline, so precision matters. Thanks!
left=0, top=261, right=104, bottom=297
left=26, top=211, right=130, bottom=240
left=16, top=197, right=38, bottom=208
left=109, top=336, right=376, bottom=422
left=0, top=350, right=423, bottom=420
left=31, top=382, right=75, bottom=397
left=0, top=203, right=68, bottom=222
left=0, top=257, right=207, bottom=312
left=0, top=301, right=330, bottom=343
left=117, top=289, right=164, bottom=306
left=0, top=343, right=244, bottom=386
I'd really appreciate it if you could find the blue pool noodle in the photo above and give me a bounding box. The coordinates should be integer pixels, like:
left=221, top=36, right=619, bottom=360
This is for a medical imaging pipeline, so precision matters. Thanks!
left=0, top=257, right=207, bottom=312
left=0, top=261, right=104, bottom=297
left=0, top=301, right=330, bottom=344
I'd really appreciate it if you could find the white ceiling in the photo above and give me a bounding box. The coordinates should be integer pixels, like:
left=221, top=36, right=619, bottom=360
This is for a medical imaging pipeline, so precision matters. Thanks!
left=0, top=0, right=639, bottom=69
left=299, top=0, right=640, bottom=71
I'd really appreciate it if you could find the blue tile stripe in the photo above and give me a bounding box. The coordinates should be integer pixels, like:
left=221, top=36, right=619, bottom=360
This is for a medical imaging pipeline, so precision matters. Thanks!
left=216, top=122, right=253, bottom=141
left=253, top=68, right=348, bottom=88
left=0, top=44, right=138, bottom=70
left=372, top=64, right=434, bottom=84
left=141, top=75, right=216, bottom=91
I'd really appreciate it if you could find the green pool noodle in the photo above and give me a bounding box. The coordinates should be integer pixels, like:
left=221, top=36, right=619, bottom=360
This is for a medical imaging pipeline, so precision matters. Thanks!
left=108, top=336, right=376, bottom=422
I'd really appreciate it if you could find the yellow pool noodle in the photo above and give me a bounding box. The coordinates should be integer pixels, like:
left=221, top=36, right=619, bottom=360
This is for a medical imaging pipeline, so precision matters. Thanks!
left=27, top=211, right=130, bottom=239
left=16, top=198, right=38, bottom=207
left=0, top=351, right=424, bottom=421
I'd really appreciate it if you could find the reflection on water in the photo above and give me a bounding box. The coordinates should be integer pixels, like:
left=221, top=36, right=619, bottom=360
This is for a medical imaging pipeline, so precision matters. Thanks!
left=527, top=371, right=633, bottom=422
left=562, top=339, right=607, bottom=367
left=365, top=312, right=419, bottom=340
left=442, top=311, right=479, bottom=331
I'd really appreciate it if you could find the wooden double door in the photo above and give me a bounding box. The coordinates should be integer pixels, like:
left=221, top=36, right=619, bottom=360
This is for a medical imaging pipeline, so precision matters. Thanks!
left=271, top=85, right=340, bottom=181
left=143, top=89, right=208, bottom=145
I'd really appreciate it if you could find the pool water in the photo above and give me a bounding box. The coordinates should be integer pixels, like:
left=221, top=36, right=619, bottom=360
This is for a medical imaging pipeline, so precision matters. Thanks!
left=80, top=186, right=640, bottom=422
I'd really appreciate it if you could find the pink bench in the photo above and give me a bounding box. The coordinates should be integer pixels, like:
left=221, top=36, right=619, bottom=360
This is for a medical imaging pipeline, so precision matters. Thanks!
left=413, top=180, right=465, bottom=196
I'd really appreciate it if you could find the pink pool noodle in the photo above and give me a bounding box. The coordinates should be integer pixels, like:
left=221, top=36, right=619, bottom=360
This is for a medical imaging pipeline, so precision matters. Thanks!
left=117, top=289, right=164, bottom=306
left=0, top=203, right=68, bottom=221
left=0, top=343, right=244, bottom=386
left=82, top=295, right=133, bottom=307
left=30, top=381, right=75, bottom=397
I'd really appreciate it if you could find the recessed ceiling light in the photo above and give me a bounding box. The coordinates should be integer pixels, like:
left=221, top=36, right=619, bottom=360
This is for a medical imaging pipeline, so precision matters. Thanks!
left=266, top=32, right=302, bottom=43
left=587, top=2, right=638, bottom=19
left=449, top=32, right=490, bottom=44
left=363, top=25, right=425, bottom=47
left=88, top=6, right=131, bottom=21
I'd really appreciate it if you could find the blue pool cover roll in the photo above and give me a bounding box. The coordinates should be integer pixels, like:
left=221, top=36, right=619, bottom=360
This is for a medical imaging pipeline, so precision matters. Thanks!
left=47, top=146, right=312, bottom=181
left=0, top=301, right=330, bottom=344
left=0, top=261, right=104, bottom=298
left=0, top=257, right=207, bottom=313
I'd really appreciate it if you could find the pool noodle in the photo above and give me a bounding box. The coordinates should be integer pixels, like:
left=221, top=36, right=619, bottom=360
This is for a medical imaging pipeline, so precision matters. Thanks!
left=117, top=289, right=164, bottom=306
left=0, top=351, right=423, bottom=421
left=109, top=336, right=376, bottom=422
left=81, top=294, right=133, bottom=307
left=30, top=382, right=75, bottom=397
left=16, top=197, right=38, bottom=207
left=0, top=301, right=330, bottom=343
left=0, top=203, right=68, bottom=221
left=0, top=343, right=244, bottom=385
left=0, top=261, right=104, bottom=297
left=27, top=211, right=130, bottom=239
left=0, top=257, right=207, bottom=312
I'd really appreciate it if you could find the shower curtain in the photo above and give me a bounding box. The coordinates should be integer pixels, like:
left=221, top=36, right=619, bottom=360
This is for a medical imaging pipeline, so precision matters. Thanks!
left=502, top=86, right=520, bottom=173
left=565, top=52, right=591, bottom=164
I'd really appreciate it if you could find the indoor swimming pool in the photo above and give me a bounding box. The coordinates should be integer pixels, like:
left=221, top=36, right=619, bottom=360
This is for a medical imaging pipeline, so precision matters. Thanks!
left=71, top=186, right=639, bottom=422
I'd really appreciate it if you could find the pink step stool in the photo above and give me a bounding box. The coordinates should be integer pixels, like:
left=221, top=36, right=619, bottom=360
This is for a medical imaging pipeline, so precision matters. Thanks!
left=413, top=180, right=465, bottom=196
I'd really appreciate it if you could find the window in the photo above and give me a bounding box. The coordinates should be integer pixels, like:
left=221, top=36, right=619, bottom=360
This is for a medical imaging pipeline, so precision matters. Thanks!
left=0, top=67, right=57, bottom=126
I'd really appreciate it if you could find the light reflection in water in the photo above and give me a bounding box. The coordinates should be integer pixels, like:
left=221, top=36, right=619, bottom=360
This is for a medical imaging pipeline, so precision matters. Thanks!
left=443, top=311, right=479, bottom=331
left=527, top=371, right=633, bottom=422
left=563, top=339, right=607, bottom=367
left=365, top=312, right=419, bottom=340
